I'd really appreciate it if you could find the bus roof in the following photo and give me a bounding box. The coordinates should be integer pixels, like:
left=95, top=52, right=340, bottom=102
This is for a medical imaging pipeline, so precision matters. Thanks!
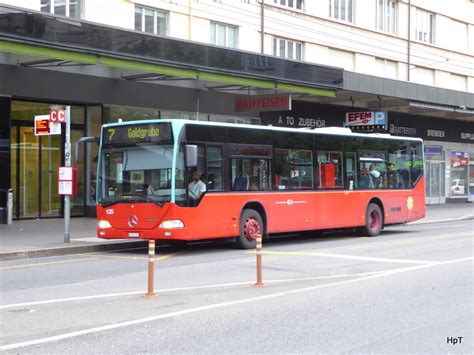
left=102, top=119, right=423, bottom=142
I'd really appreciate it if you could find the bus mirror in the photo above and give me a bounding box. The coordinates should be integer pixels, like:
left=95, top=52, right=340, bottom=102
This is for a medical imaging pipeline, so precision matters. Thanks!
left=185, top=145, right=198, bottom=167
left=75, top=136, right=99, bottom=162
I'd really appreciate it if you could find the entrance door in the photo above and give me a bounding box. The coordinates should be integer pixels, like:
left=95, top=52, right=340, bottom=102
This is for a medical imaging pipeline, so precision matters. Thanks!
left=40, top=134, right=62, bottom=217
left=12, top=126, right=62, bottom=218
left=425, top=161, right=445, bottom=204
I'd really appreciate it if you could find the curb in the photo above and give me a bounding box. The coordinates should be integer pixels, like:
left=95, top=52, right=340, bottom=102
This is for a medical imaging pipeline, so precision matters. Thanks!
left=1, top=216, right=473, bottom=262
left=0, top=240, right=147, bottom=262
left=408, top=215, right=474, bottom=225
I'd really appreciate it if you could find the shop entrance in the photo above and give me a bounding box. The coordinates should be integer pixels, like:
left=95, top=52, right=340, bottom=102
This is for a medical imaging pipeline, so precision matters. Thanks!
left=10, top=100, right=86, bottom=220
left=11, top=126, right=62, bottom=218
left=425, top=161, right=445, bottom=205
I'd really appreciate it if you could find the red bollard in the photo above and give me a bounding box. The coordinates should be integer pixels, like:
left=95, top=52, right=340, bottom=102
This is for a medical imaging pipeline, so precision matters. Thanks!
left=144, top=240, right=158, bottom=298
left=254, top=234, right=264, bottom=288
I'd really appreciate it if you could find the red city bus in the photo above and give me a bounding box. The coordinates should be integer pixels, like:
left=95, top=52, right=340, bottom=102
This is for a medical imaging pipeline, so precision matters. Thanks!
left=93, top=119, right=425, bottom=248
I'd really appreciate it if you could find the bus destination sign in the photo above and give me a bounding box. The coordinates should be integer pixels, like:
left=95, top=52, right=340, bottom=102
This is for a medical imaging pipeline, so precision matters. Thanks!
left=103, top=123, right=172, bottom=144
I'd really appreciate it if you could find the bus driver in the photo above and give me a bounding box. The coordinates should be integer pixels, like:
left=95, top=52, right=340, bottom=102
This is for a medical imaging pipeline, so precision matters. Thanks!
left=188, top=171, right=206, bottom=206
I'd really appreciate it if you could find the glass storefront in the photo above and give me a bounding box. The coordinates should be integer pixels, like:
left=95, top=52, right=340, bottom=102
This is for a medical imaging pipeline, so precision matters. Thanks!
left=449, top=151, right=469, bottom=198
left=469, top=153, right=474, bottom=201
left=10, top=101, right=86, bottom=219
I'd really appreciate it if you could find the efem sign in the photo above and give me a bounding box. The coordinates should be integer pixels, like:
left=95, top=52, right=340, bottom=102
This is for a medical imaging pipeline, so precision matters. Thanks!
left=345, top=111, right=387, bottom=131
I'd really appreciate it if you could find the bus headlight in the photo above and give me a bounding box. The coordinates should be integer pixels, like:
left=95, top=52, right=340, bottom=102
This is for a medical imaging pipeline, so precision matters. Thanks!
left=98, top=220, right=112, bottom=229
left=159, top=220, right=184, bottom=229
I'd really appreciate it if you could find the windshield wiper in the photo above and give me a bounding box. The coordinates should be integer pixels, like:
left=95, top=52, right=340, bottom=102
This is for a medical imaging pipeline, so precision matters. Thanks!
left=100, top=195, right=165, bottom=208
left=100, top=199, right=126, bottom=208
left=140, top=195, right=165, bottom=207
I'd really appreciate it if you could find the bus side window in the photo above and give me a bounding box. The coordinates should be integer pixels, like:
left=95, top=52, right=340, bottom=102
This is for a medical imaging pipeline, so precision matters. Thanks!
left=316, top=151, right=342, bottom=189
left=206, top=146, right=223, bottom=191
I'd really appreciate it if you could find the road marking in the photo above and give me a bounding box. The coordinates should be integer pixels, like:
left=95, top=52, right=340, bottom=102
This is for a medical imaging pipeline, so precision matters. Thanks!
left=0, top=270, right=385, bottom=310
left=245, top=250, right=438, bottom=265
left=0, top=251, right=183, bottom=270
left=240, top=256, right=279, bottom=263
left=0, top=258, right=97, bottom=270
left=431, top=232, right=473, bottom=240
left=391, top=240, right=415, bottom=245
left=346, top=245, right=372, bottom=250
left=0, top=256, right=471, bottom=351
left=78, top=251, right=183, bottom=262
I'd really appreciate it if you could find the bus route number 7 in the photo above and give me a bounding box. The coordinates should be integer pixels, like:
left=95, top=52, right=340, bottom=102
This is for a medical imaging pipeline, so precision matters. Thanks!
left=107, top=128, right=116, bottom=141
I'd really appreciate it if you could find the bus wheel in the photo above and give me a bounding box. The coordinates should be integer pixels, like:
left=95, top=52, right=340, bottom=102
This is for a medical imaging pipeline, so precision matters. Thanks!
left=236, top=209, right=263, bottom=249
left=364, top=203, right=383, bottom=237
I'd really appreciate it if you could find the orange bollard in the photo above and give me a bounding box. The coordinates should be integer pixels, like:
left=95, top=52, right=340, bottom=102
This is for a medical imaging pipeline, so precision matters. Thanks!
left=254, top=234, right=264, bottom=288
left=144, top=239, right=158, bottom=298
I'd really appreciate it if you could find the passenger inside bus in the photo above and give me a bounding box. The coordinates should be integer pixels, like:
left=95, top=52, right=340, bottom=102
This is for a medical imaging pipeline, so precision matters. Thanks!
left=387, top=163, right=401, bottom=188
left=358, top=164, right=371, bottom=188
left=368, top=164, right=381, bottom=188
left=234, top=173, right=249, bottom=190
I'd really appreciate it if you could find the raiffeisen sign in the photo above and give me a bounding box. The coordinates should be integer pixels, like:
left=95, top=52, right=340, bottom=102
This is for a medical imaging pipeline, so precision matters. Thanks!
left=235, top=94, right=292, bottom=113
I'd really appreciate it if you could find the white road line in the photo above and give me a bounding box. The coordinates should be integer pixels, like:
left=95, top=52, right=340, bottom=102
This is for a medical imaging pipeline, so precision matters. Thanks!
left=0, top=271, right=382, bottom=310
left=248, top=250, right=439, bottom=265
left=313, top=252, right=439, bottom=265
left=0, top=257, right=471, bottom=351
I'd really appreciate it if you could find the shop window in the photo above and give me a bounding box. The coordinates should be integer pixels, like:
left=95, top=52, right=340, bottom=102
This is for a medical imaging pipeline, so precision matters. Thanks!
left=450, top=151, right=469, bottom=196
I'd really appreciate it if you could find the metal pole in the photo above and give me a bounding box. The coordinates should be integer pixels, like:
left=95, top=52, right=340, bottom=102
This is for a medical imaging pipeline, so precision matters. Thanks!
left=254, top=234, right=264, bottom=287
left=145, top=240, right=157, bottom=297
left=260, top=0, right=264, bottom=54
left=7, top=189, right=13, bottom=225
left=407, top=0, right=411, bottom=82
left=64, top=106, right=71, bottom=243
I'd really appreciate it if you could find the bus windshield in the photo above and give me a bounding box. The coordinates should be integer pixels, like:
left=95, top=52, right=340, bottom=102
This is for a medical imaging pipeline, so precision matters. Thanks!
left=99, top=144, right=176, bottom=207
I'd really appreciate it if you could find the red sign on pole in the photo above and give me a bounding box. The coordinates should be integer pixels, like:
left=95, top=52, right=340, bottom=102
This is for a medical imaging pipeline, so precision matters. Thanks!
left=34, top=115, right=61, bottom=136
left=50, top=109, right=66, bottom=122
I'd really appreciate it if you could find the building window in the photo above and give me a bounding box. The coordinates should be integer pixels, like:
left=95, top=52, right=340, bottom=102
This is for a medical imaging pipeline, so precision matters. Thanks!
left=273, top=0, right=303, bottom=10
left=273, top=37, right=303, bottom=61
left=376, top=0, right=396, bottom=34
left=329, top=0, right=352, bottom=22
left=41, top=0, right=82, bottom=18
left=210, top=22, right=238, bottom=48
left=135, top=6, right=168, bottom=36
left=415, top=9, right=433, bottom=43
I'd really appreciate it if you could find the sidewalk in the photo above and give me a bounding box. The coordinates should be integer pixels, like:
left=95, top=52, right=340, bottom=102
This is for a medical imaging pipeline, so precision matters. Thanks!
left=1, top=203, right=473, bottom=261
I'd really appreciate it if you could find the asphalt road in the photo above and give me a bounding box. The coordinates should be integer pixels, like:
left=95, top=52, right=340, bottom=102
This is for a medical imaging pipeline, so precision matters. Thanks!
left=1, top=220, right=472, bottom=353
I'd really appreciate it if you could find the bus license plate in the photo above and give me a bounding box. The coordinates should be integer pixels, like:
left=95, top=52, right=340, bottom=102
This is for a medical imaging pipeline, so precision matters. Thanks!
left=128, top=232, right=140, bottom=238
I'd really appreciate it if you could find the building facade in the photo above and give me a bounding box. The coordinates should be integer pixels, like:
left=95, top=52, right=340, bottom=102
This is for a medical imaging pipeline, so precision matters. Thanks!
left=0, top=0, right=473, bottom=223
